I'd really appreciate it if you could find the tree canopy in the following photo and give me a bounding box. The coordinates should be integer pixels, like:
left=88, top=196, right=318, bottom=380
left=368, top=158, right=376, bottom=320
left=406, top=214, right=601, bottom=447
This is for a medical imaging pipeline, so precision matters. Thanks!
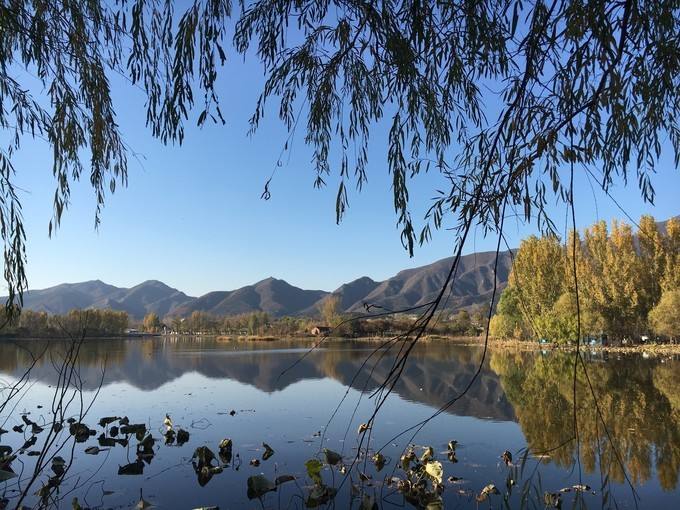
left=491, top=215, right=680, bottom=342
left=2, top=1, right=680, bottom=314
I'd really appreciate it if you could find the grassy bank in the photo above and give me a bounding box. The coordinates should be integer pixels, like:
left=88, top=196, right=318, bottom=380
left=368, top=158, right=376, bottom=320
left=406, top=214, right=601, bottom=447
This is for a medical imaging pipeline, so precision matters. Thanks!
left=213, top=334, right=680, bottom=356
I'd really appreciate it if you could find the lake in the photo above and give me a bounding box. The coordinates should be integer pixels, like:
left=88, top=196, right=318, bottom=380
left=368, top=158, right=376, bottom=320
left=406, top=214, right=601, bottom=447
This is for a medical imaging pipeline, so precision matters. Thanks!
left=1, top=338, right=679, bottom=509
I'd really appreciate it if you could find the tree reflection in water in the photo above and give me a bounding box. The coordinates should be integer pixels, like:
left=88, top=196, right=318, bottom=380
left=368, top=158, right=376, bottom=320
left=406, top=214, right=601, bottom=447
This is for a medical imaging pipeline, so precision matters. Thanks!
left=491, top=350, right=680, bottom=491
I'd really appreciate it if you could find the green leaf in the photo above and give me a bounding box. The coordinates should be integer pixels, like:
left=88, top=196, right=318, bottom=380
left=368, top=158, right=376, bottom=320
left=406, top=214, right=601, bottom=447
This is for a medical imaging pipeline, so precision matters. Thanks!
left=510, top=2, right=519, bottom=37
left=305, top=458, right=323, bottom=485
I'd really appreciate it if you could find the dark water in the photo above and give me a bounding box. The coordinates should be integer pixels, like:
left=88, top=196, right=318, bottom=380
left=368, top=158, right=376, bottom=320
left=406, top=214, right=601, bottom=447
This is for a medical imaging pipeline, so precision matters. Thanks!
left=0, top=338, right=679, bottom=509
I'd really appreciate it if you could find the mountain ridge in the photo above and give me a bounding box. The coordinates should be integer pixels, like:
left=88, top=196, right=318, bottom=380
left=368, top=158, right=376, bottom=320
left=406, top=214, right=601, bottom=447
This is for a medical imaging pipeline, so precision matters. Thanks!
left=17, top=249, right=511, bottom=319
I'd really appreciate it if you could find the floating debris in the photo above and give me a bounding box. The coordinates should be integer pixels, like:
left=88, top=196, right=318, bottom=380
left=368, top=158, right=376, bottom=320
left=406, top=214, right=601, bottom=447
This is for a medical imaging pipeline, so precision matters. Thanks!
left=136, top=489, right=153, bottom=509
left=275, top=474, right=296, bottom=485
left=218, top=438, right=232, bottom=464
left=177, top=429, right=190, bottom=445
left=261, top=442, right=274, bottom=461
left=192, top=446, right=219, bottom=486
left=247, top=475, right=276, bottom=499
left=118, top=460, right=144, bottom=476
left=544, top=491, right=562, bottom=508
left=372, top=452, right=386, bottom=471
left=323, top=448, right=342, bottom=466
left=477, top=483, right=499, bottom=502
left=98, top=434, right=116, bottom=447
left=84, top=446, right=107, bottom=455
left=98, top=416, right=119, bottom=428
left=164, top=428, right=176, bottom=445
left=69, top=423, right=95, bottom=443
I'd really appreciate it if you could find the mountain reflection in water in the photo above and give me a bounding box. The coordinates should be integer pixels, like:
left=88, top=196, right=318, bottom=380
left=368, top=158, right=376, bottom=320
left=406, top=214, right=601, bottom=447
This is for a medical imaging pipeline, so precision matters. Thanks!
left=1, top=337, right=679, bottom=508
left=0, top=338, right=514, bottom=420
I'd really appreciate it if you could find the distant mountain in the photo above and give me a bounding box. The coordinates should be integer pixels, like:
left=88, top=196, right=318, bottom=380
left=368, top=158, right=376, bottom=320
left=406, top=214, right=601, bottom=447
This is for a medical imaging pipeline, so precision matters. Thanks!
left=340, top=251, right=513, bottom=313
left=101, top=280, right=195, bottom=318
left=172, top=277, right=328, bottom=317
left=19, top=280, right=194, bottom=319
left=300, top=276, right=380, bottom=315
left=17, top=250, right=512, bottom=319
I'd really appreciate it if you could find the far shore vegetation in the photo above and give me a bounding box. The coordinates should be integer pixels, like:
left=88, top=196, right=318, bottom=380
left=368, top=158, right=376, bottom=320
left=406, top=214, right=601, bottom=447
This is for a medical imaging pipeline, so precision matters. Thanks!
left=0, top=306, right=488, bottom=340
left=3, top=215, right=679, bottom=349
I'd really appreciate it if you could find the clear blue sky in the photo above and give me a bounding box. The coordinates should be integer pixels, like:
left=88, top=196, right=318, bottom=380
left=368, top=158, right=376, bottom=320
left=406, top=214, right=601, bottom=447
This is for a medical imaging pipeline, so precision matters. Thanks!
left=9, top=59, right=680, bottom=297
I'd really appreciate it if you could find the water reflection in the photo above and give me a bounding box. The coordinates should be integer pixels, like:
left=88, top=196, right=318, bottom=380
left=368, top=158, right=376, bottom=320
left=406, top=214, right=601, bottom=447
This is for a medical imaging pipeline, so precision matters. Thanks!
left=0, top=338, right=514, bottom=420
left=1, top=338, right=680, bottom=507
left=491, top=350, right=680, bottom=491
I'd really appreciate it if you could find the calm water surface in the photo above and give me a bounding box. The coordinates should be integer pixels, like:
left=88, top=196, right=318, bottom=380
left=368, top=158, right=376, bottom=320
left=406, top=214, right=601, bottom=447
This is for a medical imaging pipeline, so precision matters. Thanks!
left=1, top=338, right=679, bottom=509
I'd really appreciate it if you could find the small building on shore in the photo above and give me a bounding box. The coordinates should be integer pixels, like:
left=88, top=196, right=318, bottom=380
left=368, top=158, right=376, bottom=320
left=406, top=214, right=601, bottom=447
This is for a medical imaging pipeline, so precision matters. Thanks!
left=310, top=326, right=332, bottom=336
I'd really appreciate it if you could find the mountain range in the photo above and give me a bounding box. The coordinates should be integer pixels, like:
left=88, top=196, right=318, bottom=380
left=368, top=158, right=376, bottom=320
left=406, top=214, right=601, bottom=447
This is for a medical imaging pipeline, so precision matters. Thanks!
left=18, top=250, right=513, bottom=320
left=19, top=215, right=680, bottom=320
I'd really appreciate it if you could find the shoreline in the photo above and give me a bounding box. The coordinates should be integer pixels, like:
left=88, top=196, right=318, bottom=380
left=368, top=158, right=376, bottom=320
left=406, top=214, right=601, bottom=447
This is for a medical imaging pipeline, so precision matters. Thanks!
left=3, top=333, right=679, bottom=355
left=211, top=334, right=680, bottom=355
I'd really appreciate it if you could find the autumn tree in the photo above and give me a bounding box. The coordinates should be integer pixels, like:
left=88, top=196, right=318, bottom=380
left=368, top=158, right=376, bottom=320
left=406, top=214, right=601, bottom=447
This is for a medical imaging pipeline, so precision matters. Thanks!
left=244, top=311, right=269, bottom=335
left=143, top=312, right=161, bottom=333
left=574, top=220, right=643, bottom=338
left=17, top=310, right=48, bottom=336
left=662, top=218, right=680, bottom=293
left=510, top=235, right=566, bottom=318
left=450, top=310, right=473, bottom=335
left=319, top=294, right=342, bottom=328
left=187, top=311, right=218, bottom=333
left=489, top=286, right=529, bottom=339
left=171, top=316, right=185, bottom=334
left=492, top=235, right=566, bottom=340
left=638, top=215, right=666, bottom=314
left=493, top=216, right=679, bottom=342
left=649, top=290, right=680, bottom=340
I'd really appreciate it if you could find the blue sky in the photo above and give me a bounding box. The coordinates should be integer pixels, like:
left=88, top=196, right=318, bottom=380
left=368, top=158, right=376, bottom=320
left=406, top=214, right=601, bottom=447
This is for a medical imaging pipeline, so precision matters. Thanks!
left=9, top=58, right=680, bottom=296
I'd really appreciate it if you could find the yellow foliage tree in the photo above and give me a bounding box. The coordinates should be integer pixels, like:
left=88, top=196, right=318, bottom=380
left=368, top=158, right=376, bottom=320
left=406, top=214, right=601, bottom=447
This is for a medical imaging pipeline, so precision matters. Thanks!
left=143, top=312, right=161, bottom=333
left=649, top=290, right=680, bottom=340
